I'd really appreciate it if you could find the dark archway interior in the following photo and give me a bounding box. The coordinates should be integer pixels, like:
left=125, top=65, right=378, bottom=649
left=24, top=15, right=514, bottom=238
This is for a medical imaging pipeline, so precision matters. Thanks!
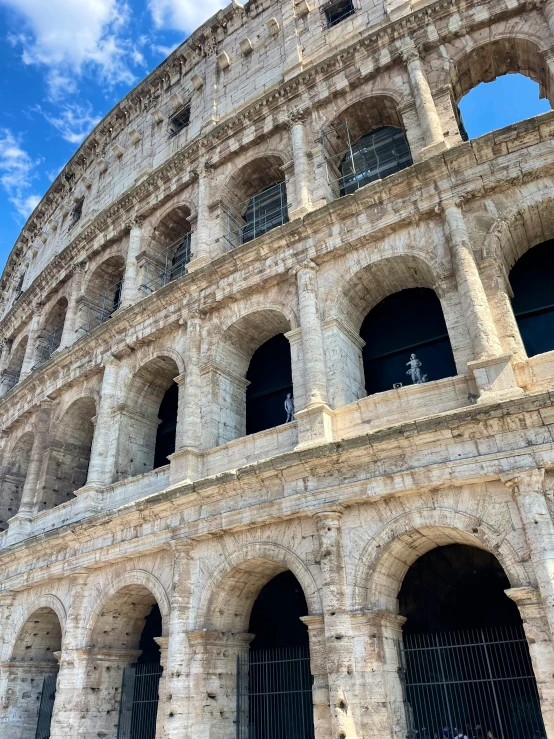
left=246, top=334, right=293, bottom=436
left=340, top=125, right=412, bottom=196
left=398, top=544, right=521, bottom=634
left=154, top=383, right=178, bottom=469
left=249, top=571, right=309, bottom=650
left=510, top=240, right=554, bottom=358
left=137, top=603, right=162, bottom=664
left=360, top=288, right=457, bottom=396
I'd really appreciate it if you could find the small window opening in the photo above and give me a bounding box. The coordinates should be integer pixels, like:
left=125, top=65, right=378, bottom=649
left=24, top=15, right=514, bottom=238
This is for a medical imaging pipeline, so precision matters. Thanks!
left=68, top=197, right=84, bottom=230
left=324, top=0, right=355, bottom=27
left=169, top=105, right=191, bottom=138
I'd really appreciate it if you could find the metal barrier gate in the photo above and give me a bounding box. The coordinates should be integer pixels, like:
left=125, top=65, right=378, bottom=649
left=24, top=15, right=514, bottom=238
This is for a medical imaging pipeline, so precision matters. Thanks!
left=116, top=663, right=163, bottom=739
left=399, top=626, right=546, bottom=739
left=236, top=645, right=315, bottom=739
left=35, top=674, right=57, bottom=739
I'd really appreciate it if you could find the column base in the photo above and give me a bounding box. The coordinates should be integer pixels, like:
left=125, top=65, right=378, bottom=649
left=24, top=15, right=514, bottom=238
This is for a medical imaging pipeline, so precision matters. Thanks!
left=5, top=510, right=34, bottom=544
left=73, top=484, right=104, bottom=514
left=417, top=139, right=448, bottom=161
left=468, top=353, right=524, bottom=403
left=187, top=256, right=210, bottom=273
left=288, top=205, right=312, bottom=221
left=168, top=447, right=203, bottom=485
left=295, top=403, right=334, bottom=449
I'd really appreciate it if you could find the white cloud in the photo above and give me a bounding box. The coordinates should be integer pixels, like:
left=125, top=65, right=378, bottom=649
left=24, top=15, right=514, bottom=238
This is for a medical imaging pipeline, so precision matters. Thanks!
left=1, top=0, right=138, bottom=98
left=0, top=130, right=41, bottom=219
left=148, top=0, right=228, bottom=32
left=37, top=103, right=102, bottom=144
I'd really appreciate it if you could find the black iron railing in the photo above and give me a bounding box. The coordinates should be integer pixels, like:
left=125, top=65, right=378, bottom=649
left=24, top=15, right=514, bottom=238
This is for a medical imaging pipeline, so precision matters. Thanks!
left=226, top=182, right=289, bottom=249
left=33, top=323, right=64, bottom=369
left=117, top=662, right=163, bottom=739
left=35, top=673, right=57, bottom=739
left=76, top=278, right=123, bottom=337
left=140, top=233, right=192, bottom=297
left=399, top=626, right=546, bottom=739
left=236, top=645, right=315, bottom=739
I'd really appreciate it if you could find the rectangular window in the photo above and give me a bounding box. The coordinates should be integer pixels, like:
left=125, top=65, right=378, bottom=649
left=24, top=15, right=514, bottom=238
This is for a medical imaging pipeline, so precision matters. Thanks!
left=169, top=105, right=191, bottom=138
left=324, top=0, right=355, bottom=27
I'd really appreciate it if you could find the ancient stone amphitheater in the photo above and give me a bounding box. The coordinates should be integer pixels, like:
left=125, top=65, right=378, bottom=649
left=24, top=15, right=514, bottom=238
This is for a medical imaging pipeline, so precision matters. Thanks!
left=1, top=0, right=554, bottom=738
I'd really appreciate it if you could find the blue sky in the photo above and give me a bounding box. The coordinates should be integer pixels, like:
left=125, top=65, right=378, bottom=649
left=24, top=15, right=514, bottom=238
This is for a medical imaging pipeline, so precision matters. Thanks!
left=0, top=0, right=550, bottom=275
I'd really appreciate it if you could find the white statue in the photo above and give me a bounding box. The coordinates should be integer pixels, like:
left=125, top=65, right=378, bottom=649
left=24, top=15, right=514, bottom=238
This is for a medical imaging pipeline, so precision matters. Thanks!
left=406, top=353, right=427, bottom=384
left=285, top=392, right=295, bottom=422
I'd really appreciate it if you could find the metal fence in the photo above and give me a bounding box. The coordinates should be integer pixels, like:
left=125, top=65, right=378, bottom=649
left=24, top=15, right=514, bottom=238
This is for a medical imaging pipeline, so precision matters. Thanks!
left=76, top=278, right=123, bottom=337
left=35, top=673, right=57, bottom=739
left=117, top=662, right=163, bottom=739
left=225, top=181, right=289, bottom=250
left=399, top=626, right=546, bottom=739
left=0, top=368, right=21, bottom=394
left=33, top=323, right=64, bottom=369
left=140, top=233, right=192, bottom=297
left=236, top=645, right=315, bottom=739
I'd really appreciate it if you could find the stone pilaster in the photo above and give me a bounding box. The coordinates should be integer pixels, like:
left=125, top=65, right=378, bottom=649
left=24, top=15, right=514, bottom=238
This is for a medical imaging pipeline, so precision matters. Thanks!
left=502, top=468, right=554, bottom=640
left=300, top=615, right=333, bottom=739
left=544, top=0, right=554, bottom=40
left=403, top=48, right=447, bottom=160
left=153, top=636, right=169, bottom=739
left=294, top=263, right=334, bottom=448
left=49, top=572, right=92, bottom=739
left=314, top=510, right=361, bottom=739
left=187, top=163, right=212, bottom=272
left=479, top=257, right=526, bottom=363
left=120, top=218, right=143, bottom=309
left=169, top=315, right=203, bottom=483
left=20, top=309, right=42, bottom=379
left=289, top=111, right=312, bottom=220
left=506, top=587, right=554, bottom=738
left=0, top=340, right=12, bottom=397
left=59, top=263, right=84, bottom=350
left=83, top=355, right=120, bottom=490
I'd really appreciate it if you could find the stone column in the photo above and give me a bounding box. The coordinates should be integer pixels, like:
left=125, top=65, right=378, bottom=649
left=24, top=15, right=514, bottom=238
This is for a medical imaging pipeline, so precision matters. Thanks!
left=479, top=257, right=526, bottom=363
left=159, top=541, right=194, bottom=739
left=314, top=510, right=361, bottom=739
left=59, top=264, right=84, bottom=350
left=0, top=340, right=12, bottom=397
left=20, top=309, right=42, bottom=379
left=403, top=49, right=447, bottom=159
left=289, top=111, right=312, bottom=220
left=187, top=163, right=212, bottom=273
left=153, top=636, right=169, bottom=739
left=49, top=572, right=92, bottom=739
left=169, top=316, right=203, bottom=483
left=10, top=400, right=53, bottom=522
left=294, top=263, right=333, bottom=447
left=506, top=587, right=554, bottom=738
left=502, top=468, right=554, bottom=640
left=300, top=615, right=333, bottom=739
left=544, top=0, right=554, bottom=39
left=120, top=218, right=143, bottom=309
left=84, top=355, right=120, bottom=489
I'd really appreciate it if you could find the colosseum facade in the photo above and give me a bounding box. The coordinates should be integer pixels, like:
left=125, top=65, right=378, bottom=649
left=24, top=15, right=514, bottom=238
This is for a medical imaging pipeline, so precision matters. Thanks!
left=1, top=0, right=554, bottom=738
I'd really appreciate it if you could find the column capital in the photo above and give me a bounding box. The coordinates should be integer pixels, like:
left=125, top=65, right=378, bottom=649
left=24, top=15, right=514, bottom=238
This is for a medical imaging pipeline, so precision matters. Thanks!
left=292, top=259, right=318, bottom=276
left=500, top=467, right=545, bottom=496
left=288, top=108, right=307, bottom=127
left=439, top=196, right=465, bottom=213
left=401, top=46, right=421, bottom=65
left=173, top=372, right=187, bottom=386
left=101, top=352, right=120, bottom=368
left=125, top=215, right=144, bottom=231
left=313, top=508, right=344, bottom=529
left=505, top=586, right=541, bottom=607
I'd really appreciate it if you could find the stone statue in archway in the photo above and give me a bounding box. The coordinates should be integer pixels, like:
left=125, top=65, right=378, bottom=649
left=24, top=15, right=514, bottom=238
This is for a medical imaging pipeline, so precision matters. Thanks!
left=285, top=392, right=295, bottom=422
left=406, top=353, right=428, bottom=384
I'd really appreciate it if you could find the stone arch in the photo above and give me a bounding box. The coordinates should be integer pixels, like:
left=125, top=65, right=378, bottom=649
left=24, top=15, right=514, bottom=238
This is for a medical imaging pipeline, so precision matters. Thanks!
left=321, top=88, right=410, bottom=133
left=115, top=355, right=181, bottom=480
left=196, top=542, right=322, bottom=633
left=352, top=507, right=528, bottom=614
left=83, top=569, right=170, bottom=647
left=52, top=388, right=100, bottom=426
left=34, top=297, right=68, bottom=365
left=210, top=308, right=296, bottom=444
left=5, top=595, right=67, bottom=661
left=39, top=395, right=97, bottom=509
left=79, top=253, right=126, bottom=332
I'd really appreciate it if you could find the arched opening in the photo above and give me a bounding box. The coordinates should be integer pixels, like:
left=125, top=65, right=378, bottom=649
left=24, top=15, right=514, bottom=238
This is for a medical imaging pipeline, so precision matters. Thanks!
left=214, top=310, right=293, bottom=445
left=246, top=334, right=293, bottom=435
left=398, top=544, right=545, bottom=739
left=88, top=585, right=163, bottom=739
left=39, top=397, right=96, bottom=510
left=360, top=288, right=457, bottom=395
left=2, top=607, right=62, bottom=739
left=0, top=432, right=34, bottom=530
left=115, top=356, right=179, bottom=481
left=238, top=571, right=315, bottom=739
left=452, top=39, right=551, bottom=140
left=225, top=157, right=289, bottom=248
left=77, top=255, right=125, bottom=336
left=1, top=336, right=27, bottom=394
left=141, top=205, right=192, bottom=296
left=510, top=240, right=554, bottom=358
left=322, top=97, right=413, bottom=198
left=34, top=298, right=68, bottom=368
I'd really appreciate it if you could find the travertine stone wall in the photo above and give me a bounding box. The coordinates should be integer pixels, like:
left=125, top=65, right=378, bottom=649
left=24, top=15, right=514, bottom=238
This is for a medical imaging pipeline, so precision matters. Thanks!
left=1, top=0, right=554, bottom=737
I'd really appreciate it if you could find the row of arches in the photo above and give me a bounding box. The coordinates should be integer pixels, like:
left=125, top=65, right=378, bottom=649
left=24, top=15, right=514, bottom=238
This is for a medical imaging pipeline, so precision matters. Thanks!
left=4, top=536, right=547, bottom=739
left=1, top=235, right=553, bottom=527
